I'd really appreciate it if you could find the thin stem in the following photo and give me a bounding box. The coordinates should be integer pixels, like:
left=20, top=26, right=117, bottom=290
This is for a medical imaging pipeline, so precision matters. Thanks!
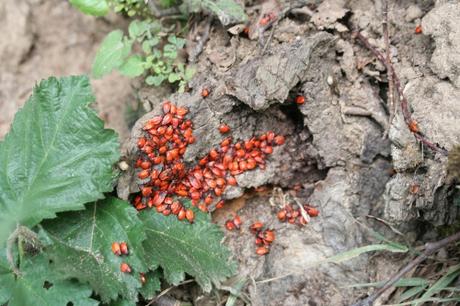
left=353, top=31, right=448, bottom=156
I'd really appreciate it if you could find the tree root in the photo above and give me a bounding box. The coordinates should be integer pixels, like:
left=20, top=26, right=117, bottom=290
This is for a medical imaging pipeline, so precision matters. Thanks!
left=353, top=31, right=448, bottom=156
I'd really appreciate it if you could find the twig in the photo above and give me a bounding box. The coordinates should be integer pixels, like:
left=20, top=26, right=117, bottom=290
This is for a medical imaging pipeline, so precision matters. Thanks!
left=261, top=25, right=276, bottom=55
left=365, top=215, right=404, bottom=237
left=147, top=0, right=180, bottom=18
left=256, top=272, right=293, bottom=284
left=350, top=230, right=460, bottom=306
left=341, top=105, right=388, bottom=130
left=382, top=0, right=395, bottom=139
left=189, top=17, right=212, bottom=63
left=258, top=0, right=311, bottom=47
left=353, top=31, right=448, bottom=156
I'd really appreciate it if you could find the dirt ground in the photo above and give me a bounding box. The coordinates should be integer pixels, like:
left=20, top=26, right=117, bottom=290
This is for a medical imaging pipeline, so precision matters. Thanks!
left=1, top=0, right=460, bottom=305
left=0, top=0, right=132, bottom=140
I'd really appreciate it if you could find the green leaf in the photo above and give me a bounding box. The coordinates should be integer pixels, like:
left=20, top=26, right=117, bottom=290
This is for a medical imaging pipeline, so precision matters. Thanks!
left=0, top=253, right=14, bottom=304
left=139, top=208, right=236, bottom=292
left=145, top=75, right=166, bottom=86
left=319, top=243, right=408, bottom=265
left=41, top=198, right=148, bottom=303
left=206, top=0, right=247, bottom=25
left=389, top=296, right=460, bottom=306
left=139, top=270, right=161, bottom=300
left=128, top=20, right=150, bottom=39
left=0, top=76, right=119, bottom=247
left=142, top=41, right=152, bottom=54
left=415, top=264, right=460, bottom=306
left=184, top=66, right=196, bottom=81
left=147, top=37, right=161, bottom=48
left=92, top=30, right=133, bottom=78
left=109, top=299, right=136, bottom=306
left=69, top=0, right=109, bottom=16
left=168, top=35, right=186, bottom=49
left=1, top=254, right=98, bottom=306
left=397, top=285, right=427, bottom=303
left=168, top=73, right=181, bottom=83
left=163, top=44, right=178, bottom=59
left=348, top=278, right=429, bottom=289
left=119, top=55, right=146, bottom=78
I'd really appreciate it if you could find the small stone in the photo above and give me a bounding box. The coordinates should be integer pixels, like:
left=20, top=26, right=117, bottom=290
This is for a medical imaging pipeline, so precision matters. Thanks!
left=118, top=161, right=129, bottom=171
left=405, top=5, right=423, bottom=22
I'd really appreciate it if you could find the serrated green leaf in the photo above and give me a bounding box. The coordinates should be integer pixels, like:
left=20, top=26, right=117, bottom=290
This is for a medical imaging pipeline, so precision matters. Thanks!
left=41, top=198, right=148, bottom=303
left=0, top=76, right=119, bottom=247
left=139, top=208, right=236, bottom=292
left=119, top=55, right=146, bottom=78
left=92, top=30, right=133, bottom=78
left=70, top=0, right=109, bottom=16
left=108, top=299, right=136, bottom=306
left=0, top=253, right=14, bottom=304
left=139, top=270, right=161, bottom=300
left=0, top=254, right=97, bottom=306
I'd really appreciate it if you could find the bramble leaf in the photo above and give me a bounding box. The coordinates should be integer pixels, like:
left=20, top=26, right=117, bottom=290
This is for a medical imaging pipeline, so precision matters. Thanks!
left=0, top=253, right=97, bottom=306
left=0, top=76, right=119, bottom=247
left=40, top=198, right=148, bottom=303
left=92, top=30, right=133, bottom=78
left=0, top=253, right=14, bottom=304
left=70, top=0, right=109, bottom=16
left=139, top=207, right=236, bottom=292
left=139, top=270, right=161, bottom=300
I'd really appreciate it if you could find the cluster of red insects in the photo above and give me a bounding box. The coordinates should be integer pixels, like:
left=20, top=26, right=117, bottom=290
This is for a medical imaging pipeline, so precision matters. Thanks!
left=224, top=202, right=319, bottom=256
left=277, top=203, right=319, bottom=226
left=225, top=214, right=243, bottom=231
left=112, top=242, right=146, bottom=283
left=250, top=222, right=275, bottom=255
left=133, top=99, right=286, bottom=223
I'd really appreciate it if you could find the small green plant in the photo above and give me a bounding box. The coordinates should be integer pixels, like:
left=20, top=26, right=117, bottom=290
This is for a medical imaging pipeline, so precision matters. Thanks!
left=0, top=76, right=235, bottom=305
left=70, top=0, right=247, bottom=91
left=92, top=19, right=195, bottom=92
